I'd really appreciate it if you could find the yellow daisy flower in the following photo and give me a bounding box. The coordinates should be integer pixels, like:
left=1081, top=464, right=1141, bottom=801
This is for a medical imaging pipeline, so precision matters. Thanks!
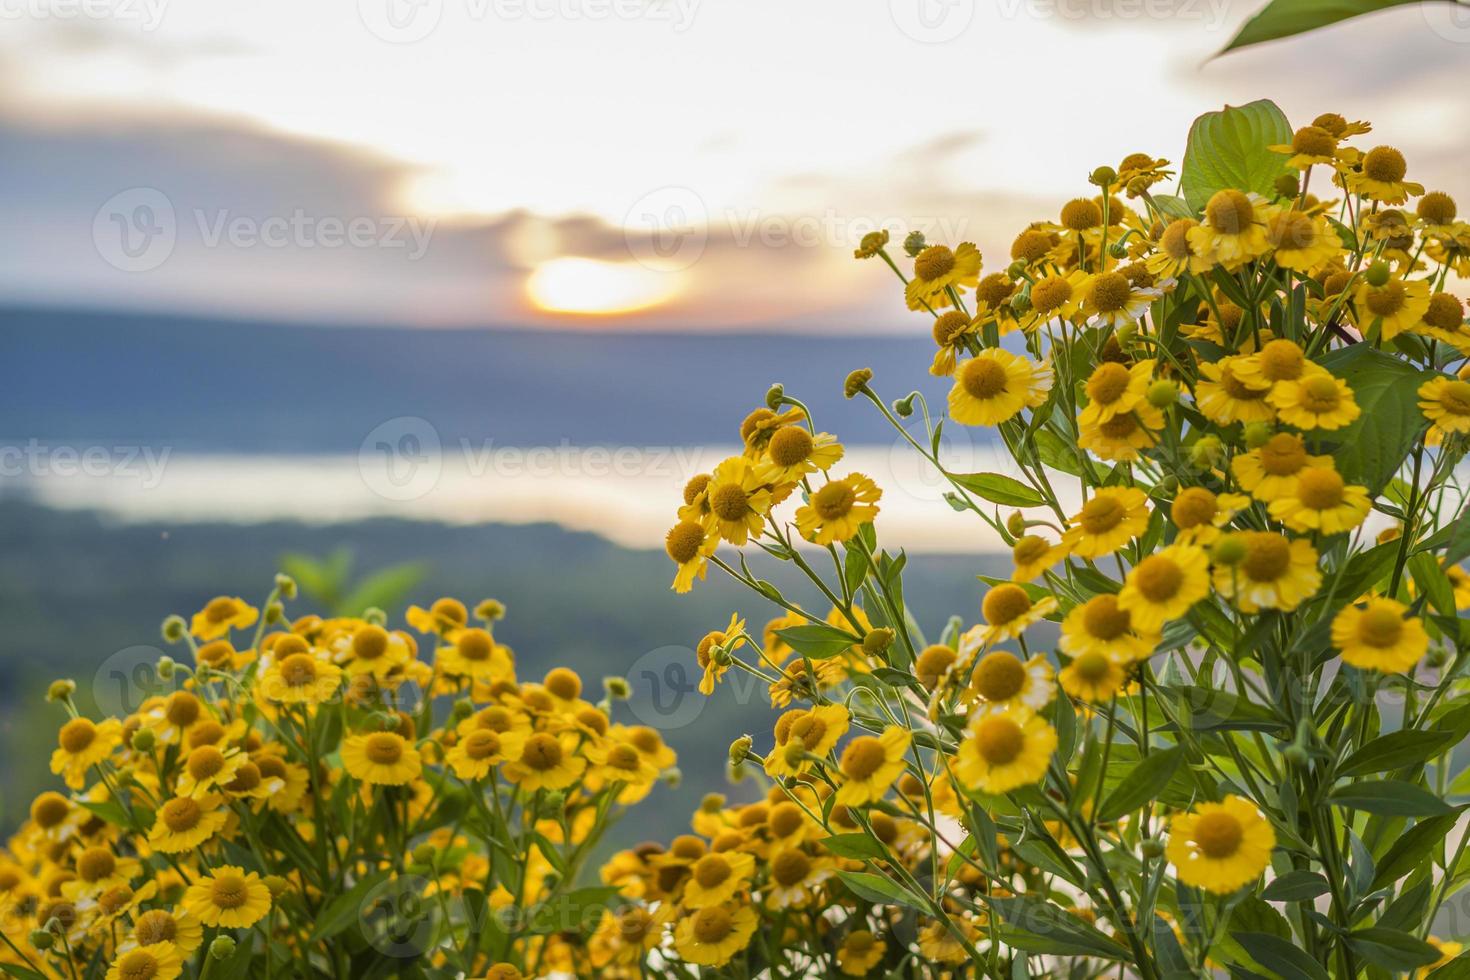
left=583, top=733, right=661, bottom=803
left=1264, top=208, right=1343, bottom=271
left=148, top=795, right=228, bottom=854
left=1213, top=532, right=1322, bottom=613
left=904, top=243, right=983, bottom=311
left=1411, top=292, right=1470, bottom=354
left=1346, top=145, right=1424, bottom=205
left=405, top=596, right=468, bottom=635
left=1059, top=594, right=1158, bottom=663
left=1063, top=487, right=1150, bottom=559
left=696, top=612, right=746, bottom=695
left=795, top=473, right=882, bottom=545
left=1419, top=376, right=1470, bottom=436
left=929, top=308, right=983, bottom=377
left=764, top=703, right=850, bottom=779
left=50, top=717, right=123, bottom=790
left=699, top=456, right=774, bottom=546
left=341, top=731, right=423, bottom=786
left=1448, top=564, right=1470, bottom=609
left=833, top=727, right=912, bottom=807
left=129, top=909, right=203, bottom=954
left=681, top=850, right=755, bottom=909
left=1196, top=357, right=1275, bottom=426
left=1170, top=487, right=1250, bottom=546
left=1079, top=404, right=1164, bottom=461
left=1233, top=338, right=1327, bottom=391
left=501, top=731, right=586, bottom=792
left=1167, top=795, right=1274, bottom=894
left=1187, top=190, right=1270, bottom=270
left=259, top=652, right=343, bottom=706
left=175, top=745, right=245, bottom=798
left=1332, top=598, right=1429, bottom=673
left=765, top=849, right=834, bottom=909
left=1232, top=433, right=1333, bottom=501
left=1021, top=269, right=1088, bottom=329
left=757, top=426, right=844, bottom=484
left=1059, top=651, right=1128, bottom=703
left=1269, top=125, right=1339, bottom=170
left=189, top=596, right=258, bottom=641
left=1353, top=277, right=1432, bottom=341
left=446, top=728, right=527, bottom=781
left=333, top=623, right=413, bottom=679
left=1418, top=938, right=1465, bottom=979
left=435, top=627, right=513, bottom=684
left=837, top=929, right=887, bottom=976
left=183, top=865, right=272, bottom=928
left=106, top=942, right=183, bottom=980
left=664, top=519, right=717, bottom=594
left=954, top=708, right=1057, bottom=794
left=1010, top=534, right=1064, bottom=582
left=947, top=349, right=1053, bottom=426
left=1077, top=271, right=1159, bottom=328
left=1079, top=359, right=1155, bottom=427
left=977, top=583, right=1058, bottom=645
left=1146, top=218, right=1211, bottom=278
left=1269, top=371, right=1360, bottom=431
left=1268, top=467, right=1370, bottom=534
left=1118, top=545, right=1211, bottom=632
left=962, top=648, right=1055, bottom=716
left=672, top=903, right=760, bottom=967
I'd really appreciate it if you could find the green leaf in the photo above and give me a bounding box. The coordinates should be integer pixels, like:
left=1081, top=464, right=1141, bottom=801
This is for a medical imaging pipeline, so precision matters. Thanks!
left=1096, top=747, right=1183, bottom=823
left=1232, top=930, right=1330, bottom=980
left=835, top=870, right=926, bottom=911
left=989, top=896, right=1128, bottom=960
left=1330, top=780, right=1454, bottom=817
left=1410, top=552, right=1458, bottom=618
left=774, top=623, right=859, bottom=659
left=528, top=886, right=621, bottom=935
left=820, top=833, right=888, bottom=861
left=1261, top=870, right=1330, bottom=902
left=1426, top=953, right=1470, bottom=980
left=309, top=870, right=393, bottom=942
left=1317, top=344, right=1437, bottom=493
left=1339, top=729, right=1456, bottom=777
left=948, top=471, right=1045, bottom=508
left=1347, top=927, right=1443, bottom=971
left=1371, top=811, right=1461, bottom=889
left=1179, top=101, right=1292, bottom=213
left=1220, top=0, right=1458, bottom=55
left=337, top=562, right=426, bottom=618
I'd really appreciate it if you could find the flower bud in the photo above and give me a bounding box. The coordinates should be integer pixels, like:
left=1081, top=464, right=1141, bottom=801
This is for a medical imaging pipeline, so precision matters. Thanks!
left=46, top=679, right=76, bottom=704
left=903, top=231, right=927, bottom=258
left=210, top=936, right=237, bottom=960
left=451, top=698, right=474, bottom=721
left=263, top=875, right=290, bottom=898
left=412, top=843, right=437, bottom=865
left=765, top=383, right=785, bottom=411
left=161, top=615, right=187, bottom=644
left=1365, top=260, right=1391, bottom=287
left=1243, top=422, right=1273, bottom=449
left=1189, top=436, right=1223, bottom=469
left=475, top=599, right=506, bottom=621
left=131, top=728, right=156, bottom=753
left=783, top=742, right=806, bottom=768
left=541, top=790, right=567, bottom=813
left=892, top=393, right=916, bottom=418
left=1282, top=743, right=1310, bottom=768
left=1140, top=838, right=1165, bottom=860
left=28, top=930, right=53, bottom=950
left=1108, top=242, right=1128, bottom=260
left=1211, top=534, right=1247, bottom=567
left=662, top=766, right=682, bottom=788
left=363, top=607, right=387, bottom=627
left=1009, top=292, right=1032, bottom=314
left=603, top=676, right=630, bottom=700
left=1156, top=474, right=1178, bottom=494
left=1090, top=166, right=1117, bottom=188
left=729, top=735, right=752, bottom=765
left=1113, top=323, right=1137, bottom=347
left=712, top=645, right=732, bottom=668
left=862, top=628, right=895, bottom=660
left=274, top=573, right=298, bottom=600
left=1126, top=176, right=1149, bottom=197
left=843, top=368, right=873, bottom=400
left=700, top=792, right=726, bottom=813
left=1006, top=511, right=1027, bottom=537
left=1273, top=173, right=1300, bottom=199
left=1146, top=379, right=1178, bottom=409
left=156, top=657, right=176, bottom=680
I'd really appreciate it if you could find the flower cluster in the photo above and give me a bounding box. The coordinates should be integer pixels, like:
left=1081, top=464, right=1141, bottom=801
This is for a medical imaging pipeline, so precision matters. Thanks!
left=651, top=103, right=1470, bottom=977
left=4, top=584, right=680, bottom=978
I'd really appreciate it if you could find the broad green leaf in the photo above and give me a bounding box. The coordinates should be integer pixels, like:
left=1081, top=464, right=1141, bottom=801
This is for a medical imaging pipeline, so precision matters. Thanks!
left=1221, top=0, right=1459, bottom=55
left=1096, top=747, right=1183, bottom=823
left=1317, top=344, right=1436, bottom=494
left=1339, top=729, right=1457, bottom=777
left=1232, top=930, right=1329, bottom=980
left=1410, top=552, right=1458, bottom=618
left=820, top=833, right=888, bottom=861
left=835, top=870, right=926, bottom=911
left=1330, top=780, right=1454, bottom=817
left=1261, top=870, right=1330, bottom=902
left=1347, top=927, right=1443, bottom=971
left=775, top=623, right=859, bottom=659
left=948, top=471, right=1045, bottom=507
left=1179, top=101, right=1292, bottom=213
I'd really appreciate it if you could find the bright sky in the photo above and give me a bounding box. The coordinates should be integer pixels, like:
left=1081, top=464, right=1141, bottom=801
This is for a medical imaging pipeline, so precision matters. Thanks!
left=2, top=0, right=1468, bottom=329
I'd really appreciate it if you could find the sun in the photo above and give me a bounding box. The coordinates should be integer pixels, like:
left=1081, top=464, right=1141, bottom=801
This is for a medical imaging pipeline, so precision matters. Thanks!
left=526, top=257, right=679, bottom=315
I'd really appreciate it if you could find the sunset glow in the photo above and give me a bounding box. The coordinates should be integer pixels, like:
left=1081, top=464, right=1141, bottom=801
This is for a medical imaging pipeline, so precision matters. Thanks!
left=526, top=257, right=679, bottom=315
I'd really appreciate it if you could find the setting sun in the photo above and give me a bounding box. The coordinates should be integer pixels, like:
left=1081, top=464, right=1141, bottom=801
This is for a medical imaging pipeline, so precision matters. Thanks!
left=526, top=257, right=678, bottom=315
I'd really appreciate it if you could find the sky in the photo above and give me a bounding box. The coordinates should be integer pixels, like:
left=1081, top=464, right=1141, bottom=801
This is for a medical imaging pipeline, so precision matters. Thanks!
left=3, top=0, right=1469, bottom=332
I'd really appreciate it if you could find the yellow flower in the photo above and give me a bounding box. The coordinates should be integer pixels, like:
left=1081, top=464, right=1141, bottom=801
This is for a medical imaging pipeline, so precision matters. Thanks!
left=1269, top=125, right=1339, bottom=170
left=947, top=349, right=1052, bottom=426
left=1059, top=651, right=1127, bottom=703
left=501, top=731, right=586, bottom=791
left=435, top=627, right=513, bottom=684
left=681, top=850, right=755, bottom=909
left=833, top=726, right=912, bottom=807
left=1269, top=372, right=1360, bottom=431
left=1059, top=594, right=1157, bottom=663
left=1010, top=535, right=1063, bottom=582
left=176, top=745, right=245, bottom=797
left=1079, top=360, right=1155, bottom=427
left=1021, top=269, right=1087, bottom=328
left=917, top=917, right=975, bottom=964
left=1063, top=487, right=1150, bottom=559
left=1196, top=357, right=1275, bottom=426
left=765, top=849, right=834, bottom=909
left=589, top=904, right=673, bottom=968
left=963, top=649, right=1055, bottom=715
left=126, top=904, right=201, bottom=956
left=699, top=456, right=773, bottom=546
left=1118, top=545, right=1211, bottom=632
left=905, top=242, right=982, bottom=311
left=50, top=717, right=123, bottom=790
left=1079, top=404, right=1164, bottom=461
left=1353, top=277, right=1431, bottom=341
left=928, top=308, right=983, bottom=377
left=446, top=728, right=527, bottom=781
left=795, top=473, right=882, bottom=545
left=672, top=903, right=760, bottom=967
left=341, top=731, right=423, bottom=786
left=955, top=708, right=1056, bottom=794
left=757, top=426, right=844, bottom=484
left=334, top=623, right=413, bottom=678
left=696, top=612, right=746, bottom=695
left=1417, top=938, right=1465, bottom=979
left=836, top=929, right=888, bottom=976
left=664, top=519, right=717, bottom=594
left=1170, top=487, right=1250, bottom=546
left=405, top=597, right=468, bottom=635
left=1449, top=564, right=1470, bottom=609
left=183, top=865, right=272, bottom=928
left=189, top=596, right=258, bottom=640
left=1213, top=532, right=1322, bottom=613
left=1420, top=376, right=1470, bottom=436
left=1146, top=218, right=1210, bottom=278
left=1411, top=292, right=1470, bottom=354
left=583, top=732, right=661, bottom=803
left=1232, top=432, right=1333, bottom=501
left=1332, top=598, right=1429, bottom=673
left=1346, top=145, right=1424, bottom=204
left=1268, top=467, right=1370, bottom=534
left=1187, top=190, right=1270, bottom=270
left=1077, top=272, right=1158, bottom=328
left=259, top=652, right=343, bottom=705
left=1167, top=795, right=1274, bottom=894
left=148, top=795, right=228, bottom=853
left=764, top=703, right=849, bottom=779
left=976, top=583, right=1058, bottom=645
left=106, top=942, right=183, bottom=980
left=1264, top=209, right=1343, bottom=271
left=1233, top=338, right=1327, bottom=390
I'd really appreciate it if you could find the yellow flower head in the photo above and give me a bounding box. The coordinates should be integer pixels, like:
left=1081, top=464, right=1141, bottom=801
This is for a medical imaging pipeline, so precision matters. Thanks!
left=1187, top=190, right=1270, bottom=270
left=1213, top=532, right=1322, bottom=614
left=955, top=707, right=1057, bottom=795
left=1269, top=372, right=1360, bottom=431
left=1346, top=145, right=1424, bottom=204
left=962, top=649, right=1055, bottom=716
left=665, top=519, right=717, bottom=594
left=833, top=726, right=912, bottom=807
left=795, top=473, right=882, bottom=546
left=1079, top=359, right=1155, bottom=427
left=1059, top=650, right=1128, bottom=704
left=1332, top=598, right=1429, bottom=673
left=696, top=612, right=746, bottom=695
left=1232, top=432, right=1332, bottom=501
left=905, top=242, right=982, bottom=311
left=1267, top=467, right=1370, bottom=534
left=1118, top=544, right=1211, bottom=632
left=1353, top=276, right=1431, bottom=341
left=1010, top=534, right=1064, bottom=583
left=1196, top=357, right=1275, bottom=427
left=837, top=929, right=888, bottom=976
left=446, top=728, right=527, bottom=782
left=672, top=902, right=760, bottom=967
left=50, top=717, right=123, bottom=789
left=977, top=583, right=1058, bottom=645
left=948, top=349, right=1053, bottom=427
left=501, top=731, right=586, bottom=792
left=700, top=456, right=774, bottom=546
left=182, top=865, right=272, bottom=928
left=1063, top=487, right=1150, bottom=559
left=764, top=703, right=849, bottom=779
left=757, top=426, right=844, bottom=484
left=106, top=942, right=183, bottom=980
left=1060, top=593, right=1158, bottom=664
left=1170, top=486, right=1250, bottom=546
left=1167, top=795, right=1275, bottom=894
left=1420, top=375, right=1470, bottom=437
left=148, top=794, right=228, bottom=854
left=342, top=730, right=423, bottom=786
left=681, top=850, right=755, bottom=909
left=435, top=627, right=513, bottom=684
left=189, top=596, right=258, bottom=641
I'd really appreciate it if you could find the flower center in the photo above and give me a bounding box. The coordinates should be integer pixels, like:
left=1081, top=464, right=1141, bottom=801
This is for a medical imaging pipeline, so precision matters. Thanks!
left=161, top=797, right=202, bottom=833
left=1297, top=468, right=1345, bottom=509
left=365, top=733, right=404, bottom=766
left=1241, top=534, right=1291, bottom=581
left=1425, top=293, right=1465, bottom=330
left=789, top=714, right=828, bottom=751
left=475, top=707, right=513, bottom=733
left=1160, top=219, right=1196, bottom=260
left=1291, top=125, right=1336, bottom=158
left=1271, top=212, right=1317, bottom=250
left=1073, top=651, right=1113, bottom=683
left=545, top=667, right=581, bottom=701
left=812, top=481, right=856, bottom=521
left=709, top=484, right=751, bottom=522
left=31, top=792, right=69, bottom=828
left=665, top=521, right=706, bottom=564
left=1031, top=276, right=1073, bottom=314
left=840, top=737, right=888, bottom=780
left=210, top=873, right=249, bottom=909
left=457, top=629, right=494, bottom=663
left=1300, top=375, right=1342, bottom=412
left=59, top=718, right=97, bottom=754
left=692, top=906, right=734, bottom=944
left=1358, top=607, right=1404, bottom=648
left=1082, top=595, right=1132, bottom=640
left=1100, top=413, right=1141, bottom=439
left=1363, top=146, right=1406, bottom=183
left=1440, top=381, right=1470, bottom=416
left=78, top=847, right=116, bottom=882
left=1012, top=536, right=1049, bottom=565
left=683, top=474, right=711, bottom=505
left=463, top=731, right=502, bottom=761
left=976, top=717, right=1025, bottom=765
left=608, top=744, right=641, bottom=771
left=771, top=850, right=811, bottom=887
left=280, top=654, right=318, bottom=687
left=960, top=357, right=1009, bottom=400
left=1133, top=556, right=1184, bottom=602
left=187, top=746, right=226, bottom=781
left=932, top=310, right=970, bottom=346
left=1079, top=495, right=1125, bottom=535
left=1365, top=281, right=1406, bottom=317
left=767, top=426, right=814, bottom=467
left=1087, top=362, right=1132, bottom=405
left=1206, top=190, right=1255, bottom=234
left=99, top=885, right=133, bottom=915
left=1219, top=364, right=1268, bottom=400
left=1193, top=811, right=1244, bottom=859
left=204, top=597, right=240, bottom=623
left=353, top=626, right=389, bottom=661
left=973, top=652, right=1027, bottom=702
left=1260, top=435, right=1307, bottom=475
left=227, top=762, right=261, bottom=793
left=115, top=950, right=160, bottom=980
left=1012, top=229, right=1054, bottom=264
left=847, top=931, right=876, bottom=953
left=1088, top=273, right=1132, bottom=313
left=521, top=733, right=563, bottom=771
left=1061, top=198, right=1102, bottom=231
left=1172, top=487, right=1218, bottom=529
left=692, top=854, right=732, bottom=889
left=1258, top=340, right=1305, bottom=381
left=914, top=245, right=955, bottom=281
left=982, top=584, right=1033, bottom=626
left=166, top=692, right=201, bottom=728
left=768, top=802, right=803, bottom=838
left=134, top=910, right=177, bottom=945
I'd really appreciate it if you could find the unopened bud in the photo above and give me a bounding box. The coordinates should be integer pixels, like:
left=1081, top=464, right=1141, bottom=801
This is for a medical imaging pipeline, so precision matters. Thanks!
left=209, top=936, right=237, bottom=960
left=1283, top=743, right=1310, bottom=768
left=603, top=676, right=630, bottom=700
left=1006, top=260, right=1027, bottom=279
left=700, top=792, right=726, bottom=813
left=729, top=735, right=752, bottom=765
left=156, top=657, right=176, bottom=680
left=161, top=615, right=187, bottom=644
left=903, top=231, right=927, bottom=258
left=862, top=628, right=895, bottom=659
left=1090, top=166, right=1117, bottom=188
left=1146, top=379, right=1178, bottom=408
left=131, top=728, right=156, bottom=753
left=362, top=607, right=387, bottom=627
left=46, top=679, right=76, bottom=703
left=1006, top=511, right=1027, bottom=537
left=274, top=573, right=297, bottom=600
left=765, top=383, right=785, bottom=411
left=263, top=875, right=290, bottom=899
left=28, top=930, right=53, bottom=950
left=662, top=766, right=682, bottom=788
left=1108, top=242, right=1128, bottom=259
left=1113, top=322, right=1137, bottom=347
left=1365, top=261, right=1391, bottom=287
left=1273, top=173, right=1300, bottom=199
left=263, top=601, right=284, bottom=625
left=1010, top=292, right=1032, bottom=315
left=474, top=599, right=506, bottom=621
left=1140, top=838, right=1165, bottom=860
left=843, top=368, right=873, bottom=400
left=412, top=844, right=437, bottom=865
left=1243, top=422, right=1273, bottom=449
left=892, top=392, right=917, bottom=418
left=1189, top=436, right=1223, bottom=469
left=1212, top=534, right=1247, bottom=567
left=451, top=698, right=474, bottom=721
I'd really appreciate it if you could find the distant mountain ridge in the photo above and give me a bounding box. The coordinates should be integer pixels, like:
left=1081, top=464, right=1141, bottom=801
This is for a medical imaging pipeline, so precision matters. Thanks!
left=1, top=306, right=946, bottom=452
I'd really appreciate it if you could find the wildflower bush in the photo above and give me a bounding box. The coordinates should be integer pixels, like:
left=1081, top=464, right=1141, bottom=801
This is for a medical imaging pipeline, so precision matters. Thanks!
left=636, top=100, right=1470, bottom=977
left=6, top=586, right=683, bottom=978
